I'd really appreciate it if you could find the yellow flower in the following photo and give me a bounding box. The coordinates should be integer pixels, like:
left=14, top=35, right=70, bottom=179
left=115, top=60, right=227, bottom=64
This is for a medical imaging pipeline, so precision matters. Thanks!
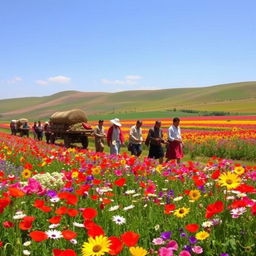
left=234, top=166, right=245, bottom=175
left=155, top=165, right=163, bottom=174
left=218, top=171, right=241, bottom=190
left=22, top=169, right=32, bottom=179
left=120, top=159, right=126, bottom=165
left=188, top=189, right=201, bottom=201
left=92, top=166, right=101, bottom=175
left=72, top=171, right=79, bottom=178
left=82, top=235, right=111, bottom=256
left=129, top=246, right=147, bottom=256
left=195, top=231, right=210, bottom=240
left=174, top=207, right=190, bottom=218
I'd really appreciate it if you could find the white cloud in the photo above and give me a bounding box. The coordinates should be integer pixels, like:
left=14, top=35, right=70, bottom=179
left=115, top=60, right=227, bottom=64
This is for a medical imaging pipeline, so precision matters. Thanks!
left=125, top=75, right=143, bottom=80
left=48, top=75, right=71, bottom=84
left=101, top=75, right=142, bottom=86
left=36, top=75, right=71, bottom=85
left=7, top=76, right=23, bottom=84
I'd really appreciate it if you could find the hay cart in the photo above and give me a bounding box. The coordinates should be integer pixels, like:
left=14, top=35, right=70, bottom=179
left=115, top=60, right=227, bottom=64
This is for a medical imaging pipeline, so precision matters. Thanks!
left=49, top=109, right=94, bottom=149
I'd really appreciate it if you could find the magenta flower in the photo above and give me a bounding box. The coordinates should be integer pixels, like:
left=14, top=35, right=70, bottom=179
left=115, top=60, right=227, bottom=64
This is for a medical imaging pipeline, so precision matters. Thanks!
left=192, top=246, right=203, bottom=254
left=179, top=250, right=191, bottom=256
left=159, top=247, right=174, bottom=256
left=166, top=240, right=178, bottom=251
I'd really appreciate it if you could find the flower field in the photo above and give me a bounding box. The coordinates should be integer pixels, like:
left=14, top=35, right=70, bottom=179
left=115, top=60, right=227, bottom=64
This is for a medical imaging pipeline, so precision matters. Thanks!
left=0, top=132, right=256, bottom=256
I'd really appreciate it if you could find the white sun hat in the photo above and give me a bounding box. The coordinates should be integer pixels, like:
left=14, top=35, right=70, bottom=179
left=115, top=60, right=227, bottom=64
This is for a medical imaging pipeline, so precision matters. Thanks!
left=110, top=118, right=122, bottom=127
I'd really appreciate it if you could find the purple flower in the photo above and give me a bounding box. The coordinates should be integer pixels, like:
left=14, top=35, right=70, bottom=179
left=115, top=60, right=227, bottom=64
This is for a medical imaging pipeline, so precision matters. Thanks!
left=183, top=245, right=192, bottom=251
left=46, top=190, right=57, bottom=198
left=189, top=236, right=197, bottom=244
left=180, top=232, right=187, bottom=237
left=161, top=232, right=172, bottom=240
left=86, top=175, right=94, bottom=181
left=220, top=254, right=229, bottom=256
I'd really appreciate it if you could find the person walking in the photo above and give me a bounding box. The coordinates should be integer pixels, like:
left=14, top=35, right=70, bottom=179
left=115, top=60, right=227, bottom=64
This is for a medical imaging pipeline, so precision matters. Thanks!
left=10, top=120, right=17, bottom=135
left=107, top=118, right=124, bottom=155
left=166, top=117, right=184, bottom=164
left=36, top=121, right=44, bottom=141
left=32, top=122, right=38, bottom=139
left=94, top=120, right=106, bottom=152
left=44, top=122, right=51, bottom=144
left=128, top=120, right=143, bottom=157
left=21, top=122, right=30, bottom=138
left=146, top=121, right=165, bottom=163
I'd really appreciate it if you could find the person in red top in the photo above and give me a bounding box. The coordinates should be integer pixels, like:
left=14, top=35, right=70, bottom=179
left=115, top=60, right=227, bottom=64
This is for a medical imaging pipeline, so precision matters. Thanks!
left=107, top=118, right=124, bottom=155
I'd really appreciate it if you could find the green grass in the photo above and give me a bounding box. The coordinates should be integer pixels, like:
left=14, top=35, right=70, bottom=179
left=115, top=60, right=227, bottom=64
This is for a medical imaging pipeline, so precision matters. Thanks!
left=1, top=82, right=256, bottom=120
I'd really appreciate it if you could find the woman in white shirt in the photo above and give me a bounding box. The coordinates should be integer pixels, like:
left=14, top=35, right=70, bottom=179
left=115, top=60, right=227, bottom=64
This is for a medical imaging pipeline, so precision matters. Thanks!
left=166, top=117, right=184, bottom=163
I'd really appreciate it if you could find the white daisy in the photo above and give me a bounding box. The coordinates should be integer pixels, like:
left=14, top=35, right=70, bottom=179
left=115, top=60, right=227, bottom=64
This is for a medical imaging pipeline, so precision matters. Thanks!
left=45, top=230, right=63, bottom=239
left=73, top=222, right=84, bottom=228
left=132, top=193, right=141, bottom=197
left=108, top=205, right=120, bottom=212
left=23, top=250, right=31, bottom=255
left=125, top=189, right=136, bottom=195
left=202, top=220, right=213, bottom=228
left=70, top=239, right=77, bottom=244
left=23, top=241, right=31, bottom=247
left=49, top=224, right=60, bottom=229
left=112, top=215, right=126, bottom=225
left=173, top=196, right=183, bottom=201
left=50, top=197, right=60, bottom=203
left=123, top=205, right=135, bottom=211
left=230, top=207, right=247, bottom=218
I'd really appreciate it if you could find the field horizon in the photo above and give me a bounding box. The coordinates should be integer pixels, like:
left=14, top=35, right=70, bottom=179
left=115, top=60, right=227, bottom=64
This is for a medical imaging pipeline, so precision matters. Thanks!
left=0, top=81, right=256, bottom=121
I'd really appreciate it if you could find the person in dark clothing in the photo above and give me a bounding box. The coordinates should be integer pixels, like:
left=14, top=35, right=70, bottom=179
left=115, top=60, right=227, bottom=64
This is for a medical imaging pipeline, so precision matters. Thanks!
left=21, top=122, right=30, bottom=138
left=36, top=121, right=44, bottom=141
left=44, top=122, right=51, bottom=144
left=10, top=120, right=17, bottom=135
left=146, top=121, right=165, bottom=163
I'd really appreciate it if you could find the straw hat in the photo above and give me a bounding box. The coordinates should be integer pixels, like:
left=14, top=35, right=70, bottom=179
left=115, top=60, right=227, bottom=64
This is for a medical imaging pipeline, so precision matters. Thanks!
left=110, top=118, right=121, bottom=127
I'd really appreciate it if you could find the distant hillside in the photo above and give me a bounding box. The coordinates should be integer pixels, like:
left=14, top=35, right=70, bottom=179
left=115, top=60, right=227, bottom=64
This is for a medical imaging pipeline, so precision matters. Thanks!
left=0, top=82, right=256, bottom=120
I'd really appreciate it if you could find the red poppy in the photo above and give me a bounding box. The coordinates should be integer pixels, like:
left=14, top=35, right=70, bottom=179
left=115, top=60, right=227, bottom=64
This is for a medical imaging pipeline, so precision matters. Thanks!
left=185, top=224, right=199, bottom=233
left=58, top=192, right=78, bottom=205
left=205, top=200, right=224, bottom=218
left=114, top=178, right=126, bottom=187
left=67, top=208, right=79, bottom=217
left=0, top=241, right=3, bottom=247
left=108, top=236, right=124, bottom=255
left=29, top=231, right=48, bottom=242
left=62, top=230, right=77, bottom=240
left=235, top=184, right=256, bottom=193
left=49, top=216, right=62, bottom=224
left=164, top=204, right=176, bottom=214
left=82, top=208, right=98, bottom=220
left=86, top=223, right=105, bottom=237
left=53, top=249, right=77, bottom=256
left=211, top=170, right=221, bottom=179
left=121, top=231, right=140, bottom=247
left=251, top=203, right=256, bottom=216
left=3, top=221, right=14, bottom=228
left=8, top=187, right=25, bottom=197
left=34, top=199, right=45, bottom=208
left=229, top=199, right=247, bottom=209
left=24, top=162, right=33, bottom=170
left=19, top=216, right=35, bottom=230
left=40, top=205, right=52, bottom=213
left=55, top=206, right=68, bottom=215
left=0, top=196, right=11, bottom=213
left=93, top=179, right=102, bottom=185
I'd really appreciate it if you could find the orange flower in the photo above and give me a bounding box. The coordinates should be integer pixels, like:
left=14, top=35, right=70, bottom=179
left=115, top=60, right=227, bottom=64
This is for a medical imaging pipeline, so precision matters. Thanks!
left=62, top=230, right=77, bottom=240
left=49, top=216, right=62, bottom=224
left=67, top=208, right=79, bottom=217
left=55, top=206, right=68, bottom=215
left=8, top=187, right=25, bottom=197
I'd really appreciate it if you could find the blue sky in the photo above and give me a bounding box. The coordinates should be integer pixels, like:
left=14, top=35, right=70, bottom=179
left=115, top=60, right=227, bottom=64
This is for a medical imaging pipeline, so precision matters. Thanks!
left=0, top=0, right=255, bottom=99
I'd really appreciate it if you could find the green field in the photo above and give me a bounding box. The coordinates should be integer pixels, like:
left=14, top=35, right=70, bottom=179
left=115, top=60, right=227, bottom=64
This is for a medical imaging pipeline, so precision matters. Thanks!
left=0, top=82, right=256, bottom=120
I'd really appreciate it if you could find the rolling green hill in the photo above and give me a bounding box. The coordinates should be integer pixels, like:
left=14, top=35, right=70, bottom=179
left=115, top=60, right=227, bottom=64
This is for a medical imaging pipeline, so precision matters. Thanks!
left=0, top=82, right=255, bottom=120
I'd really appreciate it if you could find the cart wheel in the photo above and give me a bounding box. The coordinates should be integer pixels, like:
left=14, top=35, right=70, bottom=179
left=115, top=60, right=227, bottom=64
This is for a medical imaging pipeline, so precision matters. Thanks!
left=64, top=136, right=71, bottom=147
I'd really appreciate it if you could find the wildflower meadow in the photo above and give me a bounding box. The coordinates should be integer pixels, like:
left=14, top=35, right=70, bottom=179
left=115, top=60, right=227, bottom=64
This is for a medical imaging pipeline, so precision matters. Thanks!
left=0, top=126, right=255, bottom=256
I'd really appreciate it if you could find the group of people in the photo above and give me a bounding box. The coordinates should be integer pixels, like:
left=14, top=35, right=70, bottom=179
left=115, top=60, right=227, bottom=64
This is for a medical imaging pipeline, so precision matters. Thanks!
left=94, top=117, right=184, bottom=163
left=10, top=117, right=184, bottom=163
left=10, top=120, right=52, bottom=143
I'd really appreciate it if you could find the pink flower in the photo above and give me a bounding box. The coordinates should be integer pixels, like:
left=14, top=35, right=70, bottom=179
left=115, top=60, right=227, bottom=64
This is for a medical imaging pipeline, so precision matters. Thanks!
left=159, top=247, right=174, bottom=256
left=192, top=246, right=203, bottom=254
left=114, top=169, right=123, bottom=176
left=152, top=237, right=165, bottom=245
left=166, top=240, right=178, bottom=251
left=179, top=250, right=191, bottom=256
left=22, top=178, right=46, bottom=195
